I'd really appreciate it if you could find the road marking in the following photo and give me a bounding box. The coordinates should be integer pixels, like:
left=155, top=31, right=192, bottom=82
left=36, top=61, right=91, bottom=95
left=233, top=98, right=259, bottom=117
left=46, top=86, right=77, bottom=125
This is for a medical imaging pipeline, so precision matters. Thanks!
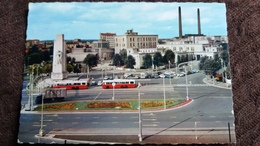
left=93, top=117, right=99, bottom=119
left=112, top=117, right=118, bottom=118
left=40, top=120, right=53, bottom=122
left=112, top=122, right=118, bottom=124
left=46, top=114, right=58, bottom=117
left=143, top=124, right=158, bottom=127
left=153, top=122, right=160, bottom=123
left=208, top=96, right=231, bottom=99
left=94, top=92, right=102, bottom=100
left=143, top=119, right=157, bottom=121
left=92, top=122, right=98, bottom=124
left=72, top=122, right=79, bottom=124
left=33, top=125, right=46, bottom=127
left=209, top=116, right=216, bottom=118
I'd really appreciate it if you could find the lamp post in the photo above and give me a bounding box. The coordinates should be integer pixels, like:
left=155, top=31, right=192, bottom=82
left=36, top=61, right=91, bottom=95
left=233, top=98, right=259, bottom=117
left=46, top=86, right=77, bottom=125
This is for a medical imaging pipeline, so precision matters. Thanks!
left=39, top=93, right=45, bottom=137
left=175, top=62, right=178, bottom=76
left=168, top=60, right=171, bottom=85
left=112, top=82, right=115, bottom=100
left=162, top=75, right=166, bottom=109
left=137, top=83, right=143, bottom=142
left=184, top=66, right=189, bottom=100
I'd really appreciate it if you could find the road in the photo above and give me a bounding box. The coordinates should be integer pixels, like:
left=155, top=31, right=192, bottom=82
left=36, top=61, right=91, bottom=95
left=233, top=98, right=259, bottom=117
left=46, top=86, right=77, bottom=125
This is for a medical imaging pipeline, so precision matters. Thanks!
left=18, top=71, right=234, bottom=144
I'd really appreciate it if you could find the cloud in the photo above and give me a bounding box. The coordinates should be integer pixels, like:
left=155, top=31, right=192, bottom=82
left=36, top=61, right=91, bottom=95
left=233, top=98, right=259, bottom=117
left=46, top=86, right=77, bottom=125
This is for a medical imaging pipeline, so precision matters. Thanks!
left=27, top=2, right=227, bottom=40
left=44, top=2, right=77, bottom=13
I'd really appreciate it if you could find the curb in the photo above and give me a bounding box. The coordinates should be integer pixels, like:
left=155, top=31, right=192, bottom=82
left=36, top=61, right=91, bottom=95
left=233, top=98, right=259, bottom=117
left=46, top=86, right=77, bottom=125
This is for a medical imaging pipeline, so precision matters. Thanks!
left=21, top=99, right=193, bottom=114
left=203, top=78, right=231, bottom=90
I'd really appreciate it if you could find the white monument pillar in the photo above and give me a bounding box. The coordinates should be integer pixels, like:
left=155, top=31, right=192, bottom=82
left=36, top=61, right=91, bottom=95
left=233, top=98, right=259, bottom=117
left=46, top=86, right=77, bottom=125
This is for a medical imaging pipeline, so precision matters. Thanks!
left=51, top=34, right=68, bottom=80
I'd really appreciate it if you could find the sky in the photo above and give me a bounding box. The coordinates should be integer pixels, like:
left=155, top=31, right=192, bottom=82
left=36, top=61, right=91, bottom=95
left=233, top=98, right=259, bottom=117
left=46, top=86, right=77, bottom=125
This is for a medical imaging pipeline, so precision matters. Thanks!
left=27, top=2, right=227, bottom=40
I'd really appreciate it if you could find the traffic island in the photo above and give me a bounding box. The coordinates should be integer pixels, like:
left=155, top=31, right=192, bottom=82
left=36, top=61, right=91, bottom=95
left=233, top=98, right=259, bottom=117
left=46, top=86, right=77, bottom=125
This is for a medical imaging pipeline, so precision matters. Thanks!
left=33, top=99, right=193, bottom=113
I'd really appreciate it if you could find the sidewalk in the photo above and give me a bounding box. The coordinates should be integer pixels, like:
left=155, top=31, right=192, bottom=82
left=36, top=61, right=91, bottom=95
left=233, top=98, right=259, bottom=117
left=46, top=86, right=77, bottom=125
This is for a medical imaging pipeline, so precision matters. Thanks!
left=203, top=78, right=231, bottom=90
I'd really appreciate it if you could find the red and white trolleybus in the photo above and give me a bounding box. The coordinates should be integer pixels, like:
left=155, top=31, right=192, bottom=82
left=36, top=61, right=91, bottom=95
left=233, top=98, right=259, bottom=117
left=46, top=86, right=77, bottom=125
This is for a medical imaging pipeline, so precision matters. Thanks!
left=53, top=80, right=88, bottom=90
left=102, top=79, right=137, bottom=89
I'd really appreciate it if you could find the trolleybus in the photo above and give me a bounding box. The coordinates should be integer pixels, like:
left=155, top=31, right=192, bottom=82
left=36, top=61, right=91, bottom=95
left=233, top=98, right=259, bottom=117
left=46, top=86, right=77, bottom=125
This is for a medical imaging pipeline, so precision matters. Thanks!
left=102, top=79, right=137, bottom=89
left=53, top=80, right=88, bottom=90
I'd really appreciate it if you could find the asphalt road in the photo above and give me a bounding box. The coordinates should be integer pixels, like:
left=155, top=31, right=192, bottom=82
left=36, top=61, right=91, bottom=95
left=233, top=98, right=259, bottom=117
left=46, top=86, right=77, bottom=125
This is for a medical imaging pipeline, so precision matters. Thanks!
left=18, top=71, right=234, bottom=144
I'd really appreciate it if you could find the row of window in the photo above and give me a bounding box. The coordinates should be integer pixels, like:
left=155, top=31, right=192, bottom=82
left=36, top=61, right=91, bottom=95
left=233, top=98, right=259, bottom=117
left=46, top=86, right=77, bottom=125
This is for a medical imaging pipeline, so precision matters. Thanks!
left=56, top=82, right=86, bottom=86
left=115, top=37, right=157, bottom=42
left=104, top=81, right=135, bottom=84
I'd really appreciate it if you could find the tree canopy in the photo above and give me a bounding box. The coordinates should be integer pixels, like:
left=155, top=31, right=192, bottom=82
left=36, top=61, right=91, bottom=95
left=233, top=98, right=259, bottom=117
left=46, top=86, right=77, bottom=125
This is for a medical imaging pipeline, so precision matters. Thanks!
left=83, top=54, right=98, bottom=70
left=125, top=55, right=136, bottom=69
left=153, top=52, right=163, bottom=67
left=142, top=54, right=153, bottom=69
left=112, top=53, right=124, bottom=67
left=119, top=49, right=127, bottom=65
left=163, top=50, right=175, bottom=64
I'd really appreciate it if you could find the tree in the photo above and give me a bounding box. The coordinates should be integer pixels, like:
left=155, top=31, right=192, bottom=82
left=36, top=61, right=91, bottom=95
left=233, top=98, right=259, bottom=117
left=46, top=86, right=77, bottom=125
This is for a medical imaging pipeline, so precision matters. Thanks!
left=66, top=64, right=73, bottom=73
left=119, top=49, right=127, bottom=65
left=83, top=54, right=98, bottom=70
left=163, top=50, right=175, bottom=64
left=153, top=52, right=163, bottom=68
left=203, top=58, right=221, bottom=76
left=198, top=56, right=207, bottom=70
left=142, top=54, right=152, bottom=69
left=125, top=55, right=136, bottom=69
left=41, top=63, right=52, bottom=74
left=29, top=53, right=43, bottom=64
left=112, top=53, right=123, bottom=67
left=220, top=50, right=229, bottom=67
left=73, top=63, right=81, bottom=74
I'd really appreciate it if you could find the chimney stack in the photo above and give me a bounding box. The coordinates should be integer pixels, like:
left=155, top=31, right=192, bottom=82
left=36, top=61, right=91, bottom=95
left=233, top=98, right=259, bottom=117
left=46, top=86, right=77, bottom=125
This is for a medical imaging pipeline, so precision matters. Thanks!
left=178, top=6, right=182, bottom=39
left=197, top=8, right=201, bottom=35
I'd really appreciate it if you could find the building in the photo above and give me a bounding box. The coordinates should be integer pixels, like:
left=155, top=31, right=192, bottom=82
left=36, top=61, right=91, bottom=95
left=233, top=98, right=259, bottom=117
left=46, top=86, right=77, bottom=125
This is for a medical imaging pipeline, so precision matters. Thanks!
left=100, top=33, right=116, bottom=49
left=114, top=29, right=158, bottom=54
left=114, top=29, right=158, bottom=69
left=157, top=35, right=226, bottom=63
left=92, top=40, right=114, bottom=60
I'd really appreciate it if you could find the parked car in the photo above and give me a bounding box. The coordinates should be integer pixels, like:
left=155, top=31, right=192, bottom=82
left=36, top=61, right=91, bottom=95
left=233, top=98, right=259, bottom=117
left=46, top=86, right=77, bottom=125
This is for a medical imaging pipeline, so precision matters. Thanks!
left=91, top=81, right=97, bottom=86
left=165, top=74, right=173, bottom=78
left=157, top=72, right=163, bottom=75
left=97, top=81, right=102, bottom=86
left=159, top=74, right=165, bottom=78
left=192, top=69, right=200, bottom=73
left=177, top=73, right=185, bottom=77
left=153, top=74, right=159, bottom=79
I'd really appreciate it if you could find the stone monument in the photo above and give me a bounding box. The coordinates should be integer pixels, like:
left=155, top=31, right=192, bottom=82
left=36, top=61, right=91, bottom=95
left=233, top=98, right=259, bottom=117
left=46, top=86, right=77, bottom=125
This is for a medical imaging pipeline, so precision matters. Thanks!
left=51, top=34, right=68, bottom=80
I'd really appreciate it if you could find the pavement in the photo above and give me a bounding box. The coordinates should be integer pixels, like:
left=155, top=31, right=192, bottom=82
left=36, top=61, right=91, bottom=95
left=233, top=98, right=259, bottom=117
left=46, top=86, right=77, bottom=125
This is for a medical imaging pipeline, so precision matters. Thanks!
left=203, top=77, right=232, bottom=90
left=20, top=69, right=235, bottom=145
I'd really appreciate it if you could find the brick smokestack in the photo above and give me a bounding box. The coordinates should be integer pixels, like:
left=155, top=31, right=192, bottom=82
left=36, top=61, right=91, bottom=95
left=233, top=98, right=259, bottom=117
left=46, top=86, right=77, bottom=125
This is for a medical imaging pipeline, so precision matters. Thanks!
left=178, top=6, right=182, bottom=39
left=197, top=8, right=201, bottom=35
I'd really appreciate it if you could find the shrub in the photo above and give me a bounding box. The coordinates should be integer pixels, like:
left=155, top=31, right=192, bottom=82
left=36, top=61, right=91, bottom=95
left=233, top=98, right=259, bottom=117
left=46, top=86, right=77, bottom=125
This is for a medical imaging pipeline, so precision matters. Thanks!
left=87, top=102, right=131, bottom=108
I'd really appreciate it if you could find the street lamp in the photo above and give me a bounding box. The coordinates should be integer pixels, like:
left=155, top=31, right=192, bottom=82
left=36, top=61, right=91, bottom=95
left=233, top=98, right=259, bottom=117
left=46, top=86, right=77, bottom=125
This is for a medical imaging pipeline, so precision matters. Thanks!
left=162, top=75, right=166, bottom=109
left=39, top=94, right=45, bottom=137
left=112, top=82, right=115, bottom=100
left=184, top=66, right=189, bottom=100
left=137, top=83, right=143, bottom=142
left=168, top=60, right=171, bottom=85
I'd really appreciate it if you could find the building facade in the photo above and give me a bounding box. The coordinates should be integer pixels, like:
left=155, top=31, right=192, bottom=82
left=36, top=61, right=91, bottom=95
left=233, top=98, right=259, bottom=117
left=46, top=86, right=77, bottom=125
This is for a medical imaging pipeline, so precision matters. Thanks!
left=100, top=33, right=116, bottom=49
